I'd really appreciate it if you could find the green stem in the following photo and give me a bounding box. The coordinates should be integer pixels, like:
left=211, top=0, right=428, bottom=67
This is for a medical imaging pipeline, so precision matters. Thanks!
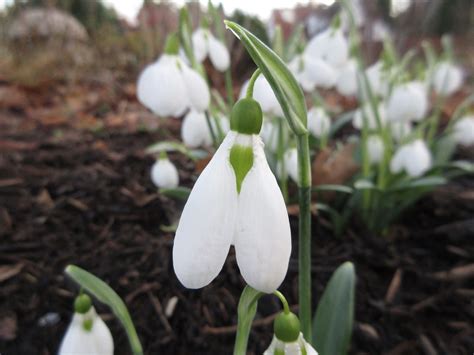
left=205, top=110, right=218, bottom=149
left=277, top=118, right=289, bottom=201
left=274, top=291, right=290, bottom=314
left=246, top=69, right=261, bottom=99
left=296, top=133, right=312, bottom=340
left=225, top=68, right=235, bottom=109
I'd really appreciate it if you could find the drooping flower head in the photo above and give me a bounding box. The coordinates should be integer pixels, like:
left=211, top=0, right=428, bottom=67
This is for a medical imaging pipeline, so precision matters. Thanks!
left=390, top=139, right=432, bottom=177
left=151, top=153, right=179, bottom=189
left=288, top=53, right=337, bottom=92
left=59, top=294, right=114, bottom=355
left=336, top=59, right=358, bottom=97
left=352, top=103, right=386, bottom=130
left=263, top=310, right=318, bottom=355
left=137, top=33, right=210, bottom=117
left=240, top=76, right=284, bottom=117
left=367, top=135, right=384, bottom=165
left=306, top=27, right=349, bottom=69
left=452, top=115, right=474, bottom=146
left=386, top=81, right=428, bottom=122
left=307, top=107, right=331, bottom=138
left=192, top=28, right=230, bottom=72
left=173, top=97, right=291, bottom=293
left=432, top=61, right=463, bottom=97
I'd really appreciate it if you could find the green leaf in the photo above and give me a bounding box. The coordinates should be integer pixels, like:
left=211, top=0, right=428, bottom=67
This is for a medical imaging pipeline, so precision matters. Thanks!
left=159, top=187, right=191, bottom=200
left=432, top=134, right=456, bottom=166
left=312, top=262, right=356, bottom=355
left=389, top=176, right=447, bottom=192
left=179, top=6, right=197, bottom=68
left=284, top=23, right=304, bottom=61
left=312, top=184, right=353, bottom=195
left=354, top=179, right=378, bottom=191
left=65, top=265, right=143, bottom=355
left=329, top=111, right=355, bottom=137
left=146, top=140, right=207, bottom=161
left=314, top=203, right=345, bottom=237
left=233, top=286, right=263, bottom=355
left=225, top=21, right=308, bottom=136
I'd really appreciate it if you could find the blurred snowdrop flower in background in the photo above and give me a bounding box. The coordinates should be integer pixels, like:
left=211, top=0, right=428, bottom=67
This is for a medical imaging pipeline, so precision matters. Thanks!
left=371, top=20, right=392, bottom=42
left=390, top=139, right=432, bottom=177
left=173, top=99, right=291, bottom=293
left=306, top=27, right=349, bottom=68
left=341, top=0, right=364, bottom=29
left=288, top=53, right=337, bottom=91
left=365, top=61, right=389, bottom=98
left=284, top=147, right=298, bottom=183
left=240, top=76, right=284, bottom=117
left=352, top=103, right=386, bottom=130
left=263, top=333, right=318, bottom=355
left=59, top=296, right=113, bottom=355
left=452, top=116, right=474, bottom=146
left=367, top=135, right=384, bottom=164
left=137, top=54, right=210, bottom=116
left=308, top=107, right=331, bottom=138
left=432, top=61, right=463, bottom=97
left=387, top=81, right=428, bottom=122
left=151, top=155, right=179, bottom=189
left=336, top=59, right=358, bottom=97
left=181, top=110, right=229, bottom=148
left=192, top=28, right=230, bottom=72
left=260, top=119, right=279, bottom=152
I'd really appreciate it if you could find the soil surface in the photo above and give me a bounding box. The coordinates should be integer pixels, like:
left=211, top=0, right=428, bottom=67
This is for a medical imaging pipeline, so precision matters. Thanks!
left=0, top=81, right=473, bottom=355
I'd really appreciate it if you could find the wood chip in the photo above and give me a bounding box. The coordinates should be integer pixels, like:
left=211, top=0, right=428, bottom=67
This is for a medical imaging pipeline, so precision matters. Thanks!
left=419, top=334, right=437, bottom=355
left=0, top=264, right=23, bottom=283
left=385, top=269, right=402, bottom=304
left=431, top=263, right=474, bottom=281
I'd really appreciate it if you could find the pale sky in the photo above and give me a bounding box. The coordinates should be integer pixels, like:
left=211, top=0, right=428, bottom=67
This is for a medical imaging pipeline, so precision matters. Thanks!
left=0, top=0, right=336, bottom=23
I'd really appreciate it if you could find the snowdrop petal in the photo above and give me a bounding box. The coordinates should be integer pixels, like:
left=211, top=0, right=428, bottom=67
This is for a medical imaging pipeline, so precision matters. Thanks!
left=453, top=116, right=474, bottom=146
left=365, top=61, right=388, bottom=98
left=181, top=64, right=210, bottom=112
left=151, top=158, right=179, bottom=189
left=433, top=62, right=463, bottom=96
left=307, top=28, right=349, bottom=68
left=173, top=132, right=238, bottom=289
left=260, top=119, right=279, bottom=152
left=405, top=140, right=431, bottom=177
left=304, top=57, right=337, bottom=89
left=59, top=308, right=113, bottom=355
left=387, top=82, right=428, bottom=122
left=353, top=103, right=386, bottom=130
left=336, top=60, right=358, bottom=97
left=367, top=135, right=384, bottom=164
left=234, top=136, right=291, bottom=293
left=208, top=35, right=230, bottom=71
left=390, top=121, right=412, bottom=141
left=192, top=28, right=208, bottom=63
left=308, top=107, right=330, bottom=137
left=137, top=56, right=188, bottom=117
left=181, top=110, right=211, bottom=148
left=284, top=148, right=298, bottom=182
left=253, top=76, right=284, bottom=117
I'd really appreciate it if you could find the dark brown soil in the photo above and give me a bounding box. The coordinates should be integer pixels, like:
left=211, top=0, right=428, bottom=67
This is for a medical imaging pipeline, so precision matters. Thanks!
left=0, top=81, right=473, bottom=355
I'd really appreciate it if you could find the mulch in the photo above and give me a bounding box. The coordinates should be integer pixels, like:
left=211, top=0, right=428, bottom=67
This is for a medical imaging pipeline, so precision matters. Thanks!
left=0, top=81, right=473, bottom=355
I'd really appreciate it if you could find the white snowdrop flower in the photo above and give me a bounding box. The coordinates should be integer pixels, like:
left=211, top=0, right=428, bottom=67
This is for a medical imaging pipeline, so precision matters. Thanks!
left=59, top=307, right=113, bottom=355
left=288, top=53, right=337, bottom=91
left=308, top=107, right=331, bottom=138
left=284, top=148, right=298, bottom=183
left=365, top=61, right=389, bottom=98
left=353, top=103, right=386, bottom=130
left=137, top=34, right=209, bottom=116
left=240, top=76, right=284, bottom=117
left=390, top=121, right=412, bottom=141
left=390, top=139, right=432, bottom=177
left=264, top=333, right=318, bottom=355
left=386, top=81, right=428, bottom=122
left=192, top=28, right=230, bottom=72
left=367, top=135, right=384, bottom=164
left=181, top=110, right=213, bottom=148
left=260, top=119, right=279, bottom=152
left=306, top=28, right=349, bottom=68
left=371, top=20, right=391, bottom=42
left=173, top=98, right=291, bottom=293
left=341, top=0, right=364, bottom=29
left=151, top=156, right=179, bottom=189
left=432, top=62, right=463, bottom=97
left=452, top=116, right=474, bottom=146
left=336, top=59, right=358, bottom=97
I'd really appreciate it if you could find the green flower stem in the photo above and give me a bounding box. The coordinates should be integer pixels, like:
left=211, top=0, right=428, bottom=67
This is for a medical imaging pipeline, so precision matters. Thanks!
left=205, top=110, right=218, bottom=149
left=296, top=133, right=312, bottom=339
left=246, top=68, right=262, bottom=98
left=225, top=69, right=235, bottom=109
left=274, top=291, right=290, bottom=314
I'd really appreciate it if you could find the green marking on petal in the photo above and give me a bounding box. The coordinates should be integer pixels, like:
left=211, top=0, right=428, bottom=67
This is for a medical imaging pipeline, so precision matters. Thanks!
left=82, top=318, right=93, bottom=332
left=275, top=349, right=285, bottom=355
left=229, top=144, right=253, bottom=193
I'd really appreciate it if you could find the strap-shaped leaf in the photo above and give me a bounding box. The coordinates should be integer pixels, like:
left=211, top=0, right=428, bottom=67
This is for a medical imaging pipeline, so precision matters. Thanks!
left=225, top=21, right=308, bottom=136
left=179, top=7, right=196, bottom=68
left=65, top=265, right=143, bottom=355
left=233, top=286, right=263, bottom=355
left=312, top=262, right=355, bottom=355
left=159, top=186, right=191, bottom=200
